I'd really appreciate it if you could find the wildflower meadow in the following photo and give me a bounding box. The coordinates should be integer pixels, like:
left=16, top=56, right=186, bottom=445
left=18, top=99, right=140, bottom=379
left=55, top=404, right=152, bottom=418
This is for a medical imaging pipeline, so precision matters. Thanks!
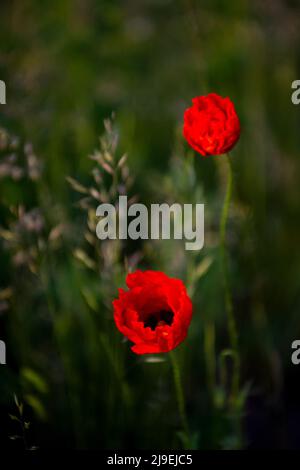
left=0, top=0, right=300, bottom=455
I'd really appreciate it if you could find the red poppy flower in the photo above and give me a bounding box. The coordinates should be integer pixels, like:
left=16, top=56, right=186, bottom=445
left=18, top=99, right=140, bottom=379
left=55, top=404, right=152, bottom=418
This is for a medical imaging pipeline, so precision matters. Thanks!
left=183, top=93, right=240, bottom=156
left=113, top=270, right=193, bottom=354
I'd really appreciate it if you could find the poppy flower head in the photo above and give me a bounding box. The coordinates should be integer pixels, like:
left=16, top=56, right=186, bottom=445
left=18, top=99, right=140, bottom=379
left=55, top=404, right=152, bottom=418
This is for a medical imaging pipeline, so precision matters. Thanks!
left=113, top=270, right=193, bottom=354
left=183, top=93, right=240, bottom=156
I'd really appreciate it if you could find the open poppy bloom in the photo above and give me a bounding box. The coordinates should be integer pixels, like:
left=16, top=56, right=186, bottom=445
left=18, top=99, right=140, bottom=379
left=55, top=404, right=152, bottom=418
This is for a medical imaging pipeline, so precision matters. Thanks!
left=113, top=270, right=193, bottom=354
left=183, top=93, right=240, bottom=156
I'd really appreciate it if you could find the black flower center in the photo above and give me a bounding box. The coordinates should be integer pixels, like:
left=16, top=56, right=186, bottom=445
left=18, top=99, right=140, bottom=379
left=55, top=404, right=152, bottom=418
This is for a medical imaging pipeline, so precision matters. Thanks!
left=144, top=310, right=174, bottom=331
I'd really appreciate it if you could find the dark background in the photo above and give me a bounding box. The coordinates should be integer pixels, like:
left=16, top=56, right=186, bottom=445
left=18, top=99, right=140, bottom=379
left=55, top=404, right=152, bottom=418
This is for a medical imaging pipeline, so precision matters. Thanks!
left=0, top=0, right=300, bottom=449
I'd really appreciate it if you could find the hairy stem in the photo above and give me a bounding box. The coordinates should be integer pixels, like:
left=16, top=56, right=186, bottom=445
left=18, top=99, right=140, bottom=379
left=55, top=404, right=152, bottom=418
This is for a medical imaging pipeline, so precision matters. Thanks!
left=204, top=322, right=216, bottom=395
left=219, top=153, right=240, bottom=400
left=170, top=351, right=190, bottom=443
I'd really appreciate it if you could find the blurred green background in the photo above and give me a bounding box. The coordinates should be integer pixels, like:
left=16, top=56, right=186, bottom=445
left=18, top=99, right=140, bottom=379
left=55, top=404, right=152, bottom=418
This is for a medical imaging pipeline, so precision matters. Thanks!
left=0, top=0, right=300, bottom=449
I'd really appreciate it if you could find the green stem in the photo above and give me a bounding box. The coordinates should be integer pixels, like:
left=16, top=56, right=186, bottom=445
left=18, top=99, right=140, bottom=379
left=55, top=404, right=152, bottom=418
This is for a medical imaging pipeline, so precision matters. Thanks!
left=219, top=154, right=240, bottom=400
left=204, top=322, right=216, bottom=395
left=170, top=351, right=190, bottom=442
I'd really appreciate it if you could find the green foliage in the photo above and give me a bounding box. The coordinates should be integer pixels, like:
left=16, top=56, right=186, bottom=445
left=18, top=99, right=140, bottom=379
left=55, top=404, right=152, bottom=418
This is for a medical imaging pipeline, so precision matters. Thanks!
left=0, top=0, right=299, bottom=450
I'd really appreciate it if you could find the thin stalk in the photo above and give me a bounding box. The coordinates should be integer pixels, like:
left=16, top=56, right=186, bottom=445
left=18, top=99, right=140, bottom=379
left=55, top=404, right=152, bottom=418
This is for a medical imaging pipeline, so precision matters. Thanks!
left=219, top=153, right=240, bottom=400
left=204, top=322, right=216, bottom=395
left=170, top=351, right=190, bottom=442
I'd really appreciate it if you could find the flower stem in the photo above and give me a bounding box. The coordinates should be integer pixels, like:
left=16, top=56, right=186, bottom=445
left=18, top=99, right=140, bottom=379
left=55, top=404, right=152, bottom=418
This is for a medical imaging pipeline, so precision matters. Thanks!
left=219, top=153, right=240, bottom=401
left=170, top=351, right=190, bottom=443
left=204, top=322, right=216, bottom=394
